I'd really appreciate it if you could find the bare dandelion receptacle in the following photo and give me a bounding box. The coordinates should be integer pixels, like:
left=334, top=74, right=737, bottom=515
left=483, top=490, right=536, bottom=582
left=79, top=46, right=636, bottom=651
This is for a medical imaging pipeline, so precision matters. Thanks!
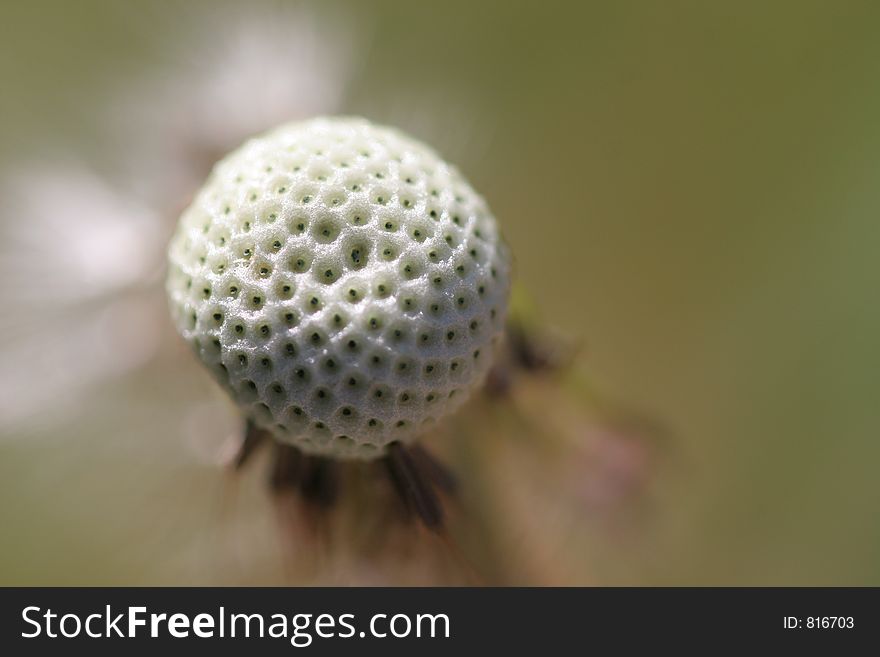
left=166, top=117, right=511, bottom=459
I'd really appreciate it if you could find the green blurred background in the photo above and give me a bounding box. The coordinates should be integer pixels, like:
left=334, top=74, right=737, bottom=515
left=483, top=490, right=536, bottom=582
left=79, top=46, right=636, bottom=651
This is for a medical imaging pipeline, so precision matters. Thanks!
left=0, top=0, right=878, bottom=584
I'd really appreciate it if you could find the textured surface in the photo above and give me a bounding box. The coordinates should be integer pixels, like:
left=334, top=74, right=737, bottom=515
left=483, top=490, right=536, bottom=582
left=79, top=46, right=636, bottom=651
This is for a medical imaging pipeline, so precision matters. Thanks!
left=167, top=117, right=510, bottom=458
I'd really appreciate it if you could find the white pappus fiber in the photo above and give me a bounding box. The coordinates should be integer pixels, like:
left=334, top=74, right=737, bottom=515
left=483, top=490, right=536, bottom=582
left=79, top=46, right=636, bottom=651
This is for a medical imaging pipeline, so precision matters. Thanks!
left=167, top=117, right=511, bottom=459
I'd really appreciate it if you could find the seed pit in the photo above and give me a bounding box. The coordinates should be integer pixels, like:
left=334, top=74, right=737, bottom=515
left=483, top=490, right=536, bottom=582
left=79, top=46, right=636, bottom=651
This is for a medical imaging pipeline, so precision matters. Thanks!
left=409, top=221, right=431, bottom=242
left=348, top=211, right=365, bottom=224
left=400, top=257, right=424, bottom=280
left=288, top=216, right=309, bottom=234
left=379, top=244, right=398, bottom=261
left=275, top=279, right=295, bottom=299
left=254, top=260, right=273, bottom=279
left=375, top=279, right=395, bottom=298
left=330, top=311, right=346, bottom=328
left=343, top=237, right=371, bottom=271
left=287, top=249, right=312, bottom=273
left=312, top=215, right=341, bottom=243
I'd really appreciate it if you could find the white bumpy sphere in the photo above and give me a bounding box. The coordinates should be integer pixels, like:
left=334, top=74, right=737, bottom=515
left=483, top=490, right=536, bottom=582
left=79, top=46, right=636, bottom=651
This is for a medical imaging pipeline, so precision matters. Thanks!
left=167, top=117, right=510, bottom=459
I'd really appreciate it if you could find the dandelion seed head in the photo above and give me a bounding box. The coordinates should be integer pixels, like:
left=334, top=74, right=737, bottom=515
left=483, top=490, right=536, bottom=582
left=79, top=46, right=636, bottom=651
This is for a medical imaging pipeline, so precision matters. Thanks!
left=167, top=117, right=511, bottom=459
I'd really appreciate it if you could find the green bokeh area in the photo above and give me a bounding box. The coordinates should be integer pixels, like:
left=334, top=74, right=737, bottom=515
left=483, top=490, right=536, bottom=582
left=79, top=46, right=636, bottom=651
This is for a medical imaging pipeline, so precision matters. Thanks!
left=1, top=1, right=878, bottom=584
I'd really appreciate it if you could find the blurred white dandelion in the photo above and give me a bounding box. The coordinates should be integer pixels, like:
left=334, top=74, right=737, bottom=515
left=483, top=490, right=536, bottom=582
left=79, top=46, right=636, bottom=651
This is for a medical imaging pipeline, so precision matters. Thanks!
left=0, top=163, right=164, bottom=436
left=0, top=3, right=360, bottom=441
left=105, top=3, right=361, bottom=205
